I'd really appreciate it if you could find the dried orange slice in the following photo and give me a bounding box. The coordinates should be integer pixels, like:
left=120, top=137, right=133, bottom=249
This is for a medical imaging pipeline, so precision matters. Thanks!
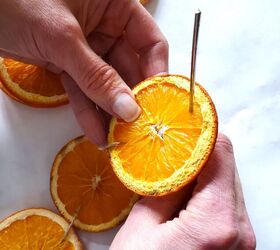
left=0, top=208, right=82, bottom=249
left=0, top=78, right=25, bottom=103
left=0, top=58, right=68, bottom=107
left=108, top=74, right=218, bottom=196
left=50, top=136, right=139, bottom=232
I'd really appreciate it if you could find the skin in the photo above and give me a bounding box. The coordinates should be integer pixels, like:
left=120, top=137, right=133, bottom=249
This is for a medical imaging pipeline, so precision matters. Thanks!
left=111, top=134, right=256, bottom=250
left=0, top=1, right=256, bottom=249
left=0, top=0, right=168, bottom=147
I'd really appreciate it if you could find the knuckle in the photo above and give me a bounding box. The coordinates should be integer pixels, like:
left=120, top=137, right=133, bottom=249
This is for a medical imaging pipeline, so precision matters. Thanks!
left=244, top=230, right=257, bottom=250
left=139, top=39, right=169, bottom=57
left=56, top=20, right=82, bottom=42
left=158, top=39, right=169, bottom=59
left=42, top=18, right=82, bottom=63
left=83, top=64, right=119, bottom=94
left=219, top=226, right=239, bottom=247
left=205, top=227, right=239, bottom=249
left=217, top=133, right=234, bottom=154
left=160, top=38, right=169, bottom=52
left=204, top=217, right=239, bottom=249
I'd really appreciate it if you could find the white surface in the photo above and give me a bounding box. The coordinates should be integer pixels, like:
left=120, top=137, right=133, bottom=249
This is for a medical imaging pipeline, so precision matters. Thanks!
left=0, top=0, right=279, bottom=249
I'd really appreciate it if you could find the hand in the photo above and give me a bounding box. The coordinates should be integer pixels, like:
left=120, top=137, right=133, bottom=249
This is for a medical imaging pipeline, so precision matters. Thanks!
left=0, top=0, right=168, bottom=146
left=111, top=134, right=256, bottom=250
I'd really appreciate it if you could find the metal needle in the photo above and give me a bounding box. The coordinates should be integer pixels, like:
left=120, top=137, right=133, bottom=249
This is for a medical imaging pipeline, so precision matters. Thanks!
left=189, top=10, right=201, bottom=112
left=59, top=206, right=81, bottom=244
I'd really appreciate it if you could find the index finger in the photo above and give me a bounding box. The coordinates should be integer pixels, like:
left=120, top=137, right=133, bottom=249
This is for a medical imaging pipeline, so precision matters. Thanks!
left=125, top=3, right=168, bottom=77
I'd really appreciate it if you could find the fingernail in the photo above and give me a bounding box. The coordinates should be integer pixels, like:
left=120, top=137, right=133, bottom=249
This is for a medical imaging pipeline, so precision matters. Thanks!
left=112, top=93, right=141, bottom=122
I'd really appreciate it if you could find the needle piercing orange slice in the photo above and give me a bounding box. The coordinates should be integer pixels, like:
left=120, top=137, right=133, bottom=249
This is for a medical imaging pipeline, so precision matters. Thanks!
left=108, top=74, right=218, bottom=196
left=0, top=208, right=82, bottom=249
left=50, top=136, right=139, bottom=232
left=0, top=58, right=68, bottom=107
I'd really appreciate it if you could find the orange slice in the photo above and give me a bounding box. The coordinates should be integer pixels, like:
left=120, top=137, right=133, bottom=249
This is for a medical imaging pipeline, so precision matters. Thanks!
left=0, top=78, right=26, bottom=104
left=108, top=74, right=218, bottom=196
left=0, top=58, right=68, bottom=107
left=50, top=136, right=139, bottom=232
left=0, top=208, right=82, bottom=249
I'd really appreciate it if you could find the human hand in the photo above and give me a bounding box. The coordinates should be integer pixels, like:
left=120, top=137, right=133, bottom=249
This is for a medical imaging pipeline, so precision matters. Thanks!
left=0, top=0, right=168, bottom=146
left=111, top=134, right=256, bottom=250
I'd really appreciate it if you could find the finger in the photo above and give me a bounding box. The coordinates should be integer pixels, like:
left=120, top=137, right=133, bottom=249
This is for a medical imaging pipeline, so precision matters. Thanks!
left=184, top=134, right=237, bottom=217
left=96, top=106, right=112, bottom=136
left=51, top=24, right=141, bottom=123
left=124, top=184, right=194, bottom=228
left=61, top=73, right=107, bottom=147
left=234, top=169, right=256, bottom=249
left=160, top=134, right=240, bottom=249
left=125, top=3, right=169, bottom=77
left=107, top=35, right=143, bottom=87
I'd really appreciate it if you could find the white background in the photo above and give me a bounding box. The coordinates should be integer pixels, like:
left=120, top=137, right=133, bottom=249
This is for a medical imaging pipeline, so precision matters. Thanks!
left=0, top=0, right=279, bottom=249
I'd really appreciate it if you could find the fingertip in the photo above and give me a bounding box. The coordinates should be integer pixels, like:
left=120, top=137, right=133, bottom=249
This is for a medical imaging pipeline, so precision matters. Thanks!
left=112, top=93, right=142, bottom=122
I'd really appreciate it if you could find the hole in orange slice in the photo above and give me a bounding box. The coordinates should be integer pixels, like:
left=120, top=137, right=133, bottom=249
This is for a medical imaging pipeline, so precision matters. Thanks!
left=0, top=58, right=68, bottom=107
left=50, top=136, right=139, bottom=232
left=0, top=208, right=82, bottom=249
left=108, top=74, right=218, bottom=196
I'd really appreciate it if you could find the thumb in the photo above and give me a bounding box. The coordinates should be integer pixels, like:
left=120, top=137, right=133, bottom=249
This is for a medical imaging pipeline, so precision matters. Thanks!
left=55, top=30, right=141, bottom=122
left=124, top=184, right=194, bottom=228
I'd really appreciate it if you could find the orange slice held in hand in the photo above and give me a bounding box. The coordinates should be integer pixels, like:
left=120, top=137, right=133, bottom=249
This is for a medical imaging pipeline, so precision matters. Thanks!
left=108, top=74, right=218, bottom=196
left=0, top=208, right=82, bottom=249
left=0, top=58, right=68, bottom=107
left=50, top=136, right=139, bottom=232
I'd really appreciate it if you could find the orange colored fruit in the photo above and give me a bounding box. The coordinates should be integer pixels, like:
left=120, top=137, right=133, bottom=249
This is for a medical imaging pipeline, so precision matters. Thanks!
left=50, top=136, right=139, bottom=232
left=108, top=74, right=218, bottom=196
left=0, top=78, right=25, bottom=103
left=0, top=58, right=68, bottom=107
left=0, top=208, right=82, bottom=249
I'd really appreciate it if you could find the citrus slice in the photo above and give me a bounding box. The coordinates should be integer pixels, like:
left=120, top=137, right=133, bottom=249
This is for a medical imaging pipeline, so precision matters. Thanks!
left=50, top=136, right=139, bottom=232
left=108, top=74, right=218, bottom=196
left=0, top=208, right=82, bottom=249
left=0, top=78, right=23, bottom=103
left=0, top=58, right=68, bottom=107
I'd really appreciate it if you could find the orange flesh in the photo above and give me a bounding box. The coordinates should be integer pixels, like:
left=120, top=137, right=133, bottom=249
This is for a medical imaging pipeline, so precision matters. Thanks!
left=3, top=59, right=65, bottom=96
left=0, top=215, right=74, bottom=249
left=112, top=82, right=203, bottom=182
left=57, top=140, right=135, bottom=225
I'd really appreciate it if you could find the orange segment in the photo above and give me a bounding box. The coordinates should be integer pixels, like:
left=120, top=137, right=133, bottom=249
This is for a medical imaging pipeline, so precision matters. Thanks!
left=0, top=58, right=68, bottom=107
left=50, top=136, right=139, bottom=232
left=108, top=75, right=218, bottom=196
left=0, top=208, right=82, bottom=249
